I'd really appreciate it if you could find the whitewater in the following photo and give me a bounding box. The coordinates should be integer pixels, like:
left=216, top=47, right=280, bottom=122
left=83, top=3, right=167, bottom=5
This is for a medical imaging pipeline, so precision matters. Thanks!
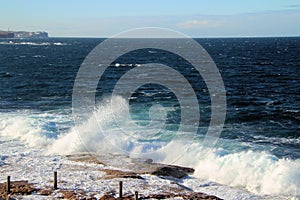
left=0, top=96, right=299, bottom=199
left=1, top=36, right=300, bottom=199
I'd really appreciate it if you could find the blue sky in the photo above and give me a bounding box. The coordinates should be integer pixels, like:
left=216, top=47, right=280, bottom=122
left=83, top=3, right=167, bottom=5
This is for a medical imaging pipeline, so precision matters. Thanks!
left=1, top=0, right=300, bottom=37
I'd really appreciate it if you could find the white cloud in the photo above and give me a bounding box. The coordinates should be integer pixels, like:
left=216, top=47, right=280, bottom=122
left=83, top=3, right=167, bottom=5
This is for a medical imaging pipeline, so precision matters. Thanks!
left=44, top=9, right=300, bottom=37
left=177, top=19, right=220, bottom=29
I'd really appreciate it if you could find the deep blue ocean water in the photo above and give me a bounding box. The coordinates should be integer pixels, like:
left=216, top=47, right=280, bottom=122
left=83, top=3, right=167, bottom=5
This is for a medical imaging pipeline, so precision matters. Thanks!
left=1, top=37, right=299, bottom=156
left=0, top=37, right=299, bottom=196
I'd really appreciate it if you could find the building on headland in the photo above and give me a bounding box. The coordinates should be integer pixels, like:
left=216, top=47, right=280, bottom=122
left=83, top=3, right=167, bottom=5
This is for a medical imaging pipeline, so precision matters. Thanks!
left=14, top=31, right=48, bottom=38
left=0, top=30, right=48, bottom=38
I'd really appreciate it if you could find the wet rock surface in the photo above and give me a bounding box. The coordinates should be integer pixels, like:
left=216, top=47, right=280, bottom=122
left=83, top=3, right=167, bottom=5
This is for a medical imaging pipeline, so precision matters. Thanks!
left=0, top=153, right=222, bottom=199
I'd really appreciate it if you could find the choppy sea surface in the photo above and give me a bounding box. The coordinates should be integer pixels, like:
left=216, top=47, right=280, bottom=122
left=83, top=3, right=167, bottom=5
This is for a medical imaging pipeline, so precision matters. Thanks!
left=0, top=37, right=299, bottom=199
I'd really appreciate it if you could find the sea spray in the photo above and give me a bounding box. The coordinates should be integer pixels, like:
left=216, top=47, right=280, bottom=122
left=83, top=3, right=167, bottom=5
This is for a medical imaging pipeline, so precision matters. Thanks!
left=192, top=149, right=300, bottom=195
left=51, top=96, right=300, bottom=196
left=49, top=95, right=170, bottom=156
left=0, top=112, right=54, bottom=147
left=1, top=97, right=299, bottom=197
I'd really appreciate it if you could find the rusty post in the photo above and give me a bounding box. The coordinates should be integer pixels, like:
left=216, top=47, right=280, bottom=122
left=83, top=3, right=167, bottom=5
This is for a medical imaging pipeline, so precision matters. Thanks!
left=119, top=181, right=123, bottom=198
left=54, top=171, right=58, bottom=190
left=6, top=176, right=10, bottom=194
left=135, top=191, right=138, bottom=200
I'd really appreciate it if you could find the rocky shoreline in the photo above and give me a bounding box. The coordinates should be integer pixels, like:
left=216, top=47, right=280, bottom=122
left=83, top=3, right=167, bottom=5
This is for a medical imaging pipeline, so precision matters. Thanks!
left=0, top=180, right=222, bottom=199
left=0, top=153, right=222, bottom=200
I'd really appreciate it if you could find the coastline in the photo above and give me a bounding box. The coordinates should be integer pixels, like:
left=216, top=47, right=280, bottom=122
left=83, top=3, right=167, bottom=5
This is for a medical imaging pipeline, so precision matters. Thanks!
left=0, top=135, right=296, bottom=200
left=0, top=36, right=299, bottom=199
left=0, top=153, right=222, bottom=200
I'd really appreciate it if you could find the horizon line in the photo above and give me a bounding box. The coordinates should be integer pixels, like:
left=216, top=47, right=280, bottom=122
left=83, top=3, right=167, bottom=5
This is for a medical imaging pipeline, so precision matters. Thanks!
left=48, top=35, right=300, bottom=39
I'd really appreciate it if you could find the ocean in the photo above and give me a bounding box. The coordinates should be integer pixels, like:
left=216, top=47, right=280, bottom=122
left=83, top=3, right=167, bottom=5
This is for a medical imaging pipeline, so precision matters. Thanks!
left=0, top=37, right=299, bottom=199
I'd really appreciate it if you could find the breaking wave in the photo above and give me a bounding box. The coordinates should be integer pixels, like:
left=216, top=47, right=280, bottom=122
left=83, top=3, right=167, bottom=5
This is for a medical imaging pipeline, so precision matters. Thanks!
left=0, top=96, right=299, bottom=197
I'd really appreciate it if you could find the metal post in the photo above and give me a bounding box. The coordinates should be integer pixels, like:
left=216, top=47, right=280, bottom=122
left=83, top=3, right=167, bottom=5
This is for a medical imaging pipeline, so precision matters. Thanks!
left=54, top=171, right=58, bottom=190
left=6, top=176, right=10, bottom=194
left=119, top=181, right=123, bottom=198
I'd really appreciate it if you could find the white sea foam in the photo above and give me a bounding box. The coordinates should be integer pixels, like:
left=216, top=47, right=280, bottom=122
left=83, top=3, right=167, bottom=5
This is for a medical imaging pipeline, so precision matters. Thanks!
left=252, top=135, right=300, bottom=146
left=192, top=149, right=300, bottom=196
left=112, top=63, right=141, bottom=67
left=0, top=41, right=68, bottom=46
left=0, top=111, right=71, bottom=147
left=0, top=96, right=299, bottom=198
left=48, top=96, right=300, bottom=197
left=0, top=114, right=51, bottom=147
left=33, top=55, right=46, bottom=58
left=53, top=42, right=67, bottom=46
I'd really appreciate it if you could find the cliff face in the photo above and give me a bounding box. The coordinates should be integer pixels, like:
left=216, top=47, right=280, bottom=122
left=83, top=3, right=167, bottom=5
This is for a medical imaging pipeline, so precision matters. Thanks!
left=0, top=31, right=14, bottom=38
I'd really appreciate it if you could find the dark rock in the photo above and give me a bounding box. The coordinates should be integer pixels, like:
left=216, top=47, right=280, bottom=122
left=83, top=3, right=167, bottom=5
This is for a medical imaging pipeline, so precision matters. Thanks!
left=181, top=192, right=223, bottom=199
left=151, top=165, right=195, bottom=179
left=0, top=180, right=37, bottom=199
left=147, top=193, right=172, bottom=199
left=103, top=169, right=144, bottom=180
left=144, top=159, right=153, bottom=164
left=100, top=194, right=115, bottom=200
left=66, top=153, right=195, bottom=179
left=39, top=189, right=53, bottom=195
left=61, top=190, right=76, bottom=199
left=100, top=194, right=133, bottom=200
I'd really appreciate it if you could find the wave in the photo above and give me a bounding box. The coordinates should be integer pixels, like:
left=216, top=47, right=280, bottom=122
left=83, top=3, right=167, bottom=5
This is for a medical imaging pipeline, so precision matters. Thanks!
left=192, top=149, right=300, bottom=195
left=0, top=114, right=52, bottom=147
left=0, top=96, right=299, bottom=197
left=0, top=111, right=70, bottom=147
left=47, top=96, right=300, bottom=197
left=112, top=63, right=142, bottom=67
left=48, top=96, right=171, bottom=156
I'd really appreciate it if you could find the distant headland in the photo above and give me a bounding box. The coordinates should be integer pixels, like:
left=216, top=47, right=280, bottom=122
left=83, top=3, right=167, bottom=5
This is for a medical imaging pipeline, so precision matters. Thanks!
left=0, top=30, right=48, bottom=38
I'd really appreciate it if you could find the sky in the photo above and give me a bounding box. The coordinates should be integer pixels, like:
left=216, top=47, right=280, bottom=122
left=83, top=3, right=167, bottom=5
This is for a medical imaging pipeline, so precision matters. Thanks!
left=1, top=0, right=300, bottom=37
